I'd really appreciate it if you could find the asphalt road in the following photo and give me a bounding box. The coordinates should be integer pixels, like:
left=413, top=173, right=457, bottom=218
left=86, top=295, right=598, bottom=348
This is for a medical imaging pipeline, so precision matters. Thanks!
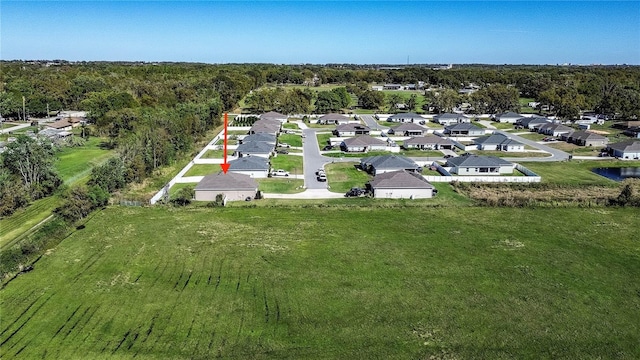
left=495, top=130, right=571, bottom=162
left=302, top=128, right=331, bottom=189
left=360, top=114, right=388, bottom=131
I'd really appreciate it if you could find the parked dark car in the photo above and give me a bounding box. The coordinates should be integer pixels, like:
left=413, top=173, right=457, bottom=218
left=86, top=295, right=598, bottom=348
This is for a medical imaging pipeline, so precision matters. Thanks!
left=443, top=154, right=454, bottom=159
left=344, top=187, right=366, bottom=197
left=322, top=145, right=333, bottom=151
left=276, top=148, right=289, bottom=154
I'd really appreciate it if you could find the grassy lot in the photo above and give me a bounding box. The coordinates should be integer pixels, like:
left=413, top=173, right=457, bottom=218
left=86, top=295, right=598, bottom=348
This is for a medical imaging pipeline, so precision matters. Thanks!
left=278, top=134, right=302, bottom=147
left=546, top=142, right=604, bottom=156
left=517, top=132, right=547, bottom=141
left=183, top=164, right=220, bottom=177
left=258, top=178, right=304, bottom=193
left=490, top=122, right=517, bottom=130
left=520, top=159, right=639, bottom=185
left=270, top=155, right=303, bottom=173
left=316, top=133, right=333, bottom=149
left=55, top=137, right=113, bottom=183
left=2, top=137, right=114, bottom=250
left=399, top=149, right=445, bottom=157
left=1, top=206, right=639, bottom=359
left=201, top=149, right=233, bottom=159
left=306, top=123, right=337, bottom=129
left=0, top=196, right=60, bottom=250
left=325, top=162, right=371, bottom=193
left=282, top=123, right=299, bottom=130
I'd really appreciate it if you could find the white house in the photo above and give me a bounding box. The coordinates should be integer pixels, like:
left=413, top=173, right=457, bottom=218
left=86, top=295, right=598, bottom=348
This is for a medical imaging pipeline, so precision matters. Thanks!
left=433, top=113, right=471, bottom=125
left=341, top=135, right=388, bottom=152
left=606, top=140, right=640, bottom=159
left=495, top=112, right=523, bottom=124
left=445, top=155, right=514, bottom=175
left=195, top=172, right=258, bottom=202
left=228, top=156, right=270, bottom=178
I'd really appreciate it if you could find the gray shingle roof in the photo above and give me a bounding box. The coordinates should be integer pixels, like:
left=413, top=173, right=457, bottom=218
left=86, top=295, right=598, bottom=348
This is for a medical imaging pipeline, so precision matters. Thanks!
left=518, top=117, right=550, bottom=127
left=228, top=156, right=270, bottom=171
left=195, top=172, right=258, bottom=191
left=369, top=170, right=434, bottom=189
left=260, top=111, right=287, bottom=121
left=569, top=131, right=608, bottom=141
left=497, top=112, right=522, bottom=119
left=241, top=133, right=277, bottom=144
left=445, top=123, right=483, bottom=131
left=474, top=133, right=509, bottom=145
left=361, top=155, right=418, bottom=171
left=446, top=154, right=513, bottom=168
left=435, top=113, right=469, bottom=120
left=404, top=135, right=453, bottom=146
left=342, top=135, right=387, bottom=147
left=235, top=141, right=274, bottom=154
left=319, top=113, right=350, bottom=121
left=390, top=123, right=427, bottom=132
left=607, top=140, right=640, bottom=152
left=335, top=123, right=370, bottom=132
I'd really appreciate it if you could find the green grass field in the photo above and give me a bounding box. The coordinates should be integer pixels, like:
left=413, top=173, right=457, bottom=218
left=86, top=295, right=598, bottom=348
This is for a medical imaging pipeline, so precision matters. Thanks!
left=521, top=160, right=639, bottom=185
left=0, top=196, right=59, bottom=249
left=258, top=178, right=304, bottom=193
left=54, top=137, right=113, bottom=183
left=325, top=162, right=371, bottom=193
left=183, top=165, right=219, bottom=177
left=270, top=155, right=303, bottom=173
left=1, top=205, right=639, bottom=359
left=316, top=133, right=333, bottom=149
left=278, top=134, right=302, bottom=147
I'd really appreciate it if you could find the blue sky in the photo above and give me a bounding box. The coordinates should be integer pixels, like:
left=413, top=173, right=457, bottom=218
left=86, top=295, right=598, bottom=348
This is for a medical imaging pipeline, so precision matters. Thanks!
left=2, top=1, right=639, bottom=64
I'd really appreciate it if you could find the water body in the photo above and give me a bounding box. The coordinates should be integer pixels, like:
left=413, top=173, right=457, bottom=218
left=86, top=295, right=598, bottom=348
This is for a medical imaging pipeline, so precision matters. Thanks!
left=592, top=167, right=640, bottom=181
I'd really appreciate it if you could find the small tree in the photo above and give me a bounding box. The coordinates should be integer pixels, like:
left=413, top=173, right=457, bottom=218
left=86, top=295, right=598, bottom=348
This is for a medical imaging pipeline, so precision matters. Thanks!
left=170, top=186, right=195, bottom=206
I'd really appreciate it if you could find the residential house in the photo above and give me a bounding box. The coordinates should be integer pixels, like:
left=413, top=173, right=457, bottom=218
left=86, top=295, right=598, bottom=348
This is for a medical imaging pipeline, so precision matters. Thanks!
left=495, top=112, right=523, bottom=123
left=318, top=113, right=351, bottom=125
left=445, top=155, right=514, bottom=175
left=239, top=133, right=277, bottom=145
left=234, top=141, right=274, bottom=158
left=567, top=131, right=609, bottom=147
left=195, top=172, right=258, bottom=202
left=340, top=135, right=388, bottom=152
left=517, top=116, right=551, bottom=130
left=403, top=135, right=454, bottom=150
left=433, top=113, right=471, bottom=125
left=606, top=140, right=640, bottom=159
left=228, top=156, right=270, bottom=178
left=333, top=123, right=371, bottom=137
left=537, top=123, right=574, bottom=137
left=46, top=118, right=74, bottom=131
left=386, top=113, right=425, bottom=123
left=474, top=133, right=525, bottom=152
left=260, top=111, right=288, bottom=123
left=249, top=119, right=281, bottom=135
left=387, top=123, right=427, bottom=136
left=371, top=85, right=384, bottom=91
left=443, top=123, right=485, bottom=137
left=360, top=155, right=420, bottom=175
left=366, top=170, right=435, bottom=199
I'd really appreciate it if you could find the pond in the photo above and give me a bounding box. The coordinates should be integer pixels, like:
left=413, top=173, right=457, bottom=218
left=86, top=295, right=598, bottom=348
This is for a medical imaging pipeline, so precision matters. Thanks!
left=592, top=167, right=640, bottom=181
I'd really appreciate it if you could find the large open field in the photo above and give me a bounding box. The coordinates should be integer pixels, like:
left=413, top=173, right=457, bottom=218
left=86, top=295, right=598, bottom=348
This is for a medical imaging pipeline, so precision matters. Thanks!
left=1, top=205, right=639, bottom=359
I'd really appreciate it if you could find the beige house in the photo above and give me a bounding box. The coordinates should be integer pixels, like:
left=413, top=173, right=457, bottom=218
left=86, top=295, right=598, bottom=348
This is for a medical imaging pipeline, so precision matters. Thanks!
left=195, top=172, right=258, bottom=202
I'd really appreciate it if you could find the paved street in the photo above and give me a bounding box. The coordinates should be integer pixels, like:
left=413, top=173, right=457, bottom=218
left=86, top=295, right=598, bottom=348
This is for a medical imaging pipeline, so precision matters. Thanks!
left=360, top=114, right=388, bottom=131
left=302, top=127, right=331, bottom=189
left=495, top=130, right=570, bottom=162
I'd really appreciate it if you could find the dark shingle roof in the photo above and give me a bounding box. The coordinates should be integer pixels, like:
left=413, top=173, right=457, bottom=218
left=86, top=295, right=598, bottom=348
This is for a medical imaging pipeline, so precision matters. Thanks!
left=241, top=133, right=277, bottom=144
left=390, top=123, right=427, bottom=132
left=569, top=131, right=608, bottom=141
left=435, top=113, right=469, bottom=120
left=607, top=140, right=640, bottom=152
left=342, top=135, right=387, bottom=147
left=195, top=172, right=258, bottom=191
left=404, top=135, right=453, bottom=146
left=235, top=141, right=274, bottom=154
left=319, top=113, right=350, bottom=122
left=369, top=170, right=434, bottom=189
left=445, top=123, right=483, bottom=132
left=361, top=155, right=418, bottom=171
left=228, top=156, right=270, bottom=171
left=260, top=111, right=287, bottom=121
left=497, top=112, right=522, bottom=119
left=335, top=123, right=370, bottom=132
left=446, top=154, right=513, bottom=168
left=518, top=117, right=550, bottom=127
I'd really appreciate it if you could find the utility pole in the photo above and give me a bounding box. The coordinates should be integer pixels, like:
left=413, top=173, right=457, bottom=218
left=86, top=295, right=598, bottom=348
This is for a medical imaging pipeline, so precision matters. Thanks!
left=22, top=96, right=26, bottom=122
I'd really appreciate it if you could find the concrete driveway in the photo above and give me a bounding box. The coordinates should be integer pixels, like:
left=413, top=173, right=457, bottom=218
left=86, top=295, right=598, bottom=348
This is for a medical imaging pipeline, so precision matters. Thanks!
left=494, top=130, right=570, bottom=162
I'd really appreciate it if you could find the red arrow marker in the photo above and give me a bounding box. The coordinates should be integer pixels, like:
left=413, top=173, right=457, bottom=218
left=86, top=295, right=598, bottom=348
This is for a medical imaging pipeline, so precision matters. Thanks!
left=220, top=113, right=230, bottom=174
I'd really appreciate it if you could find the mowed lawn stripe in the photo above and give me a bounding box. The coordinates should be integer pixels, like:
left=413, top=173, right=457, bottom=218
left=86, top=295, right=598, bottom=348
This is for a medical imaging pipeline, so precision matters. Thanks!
left=0, top=206, right=638, bottom=359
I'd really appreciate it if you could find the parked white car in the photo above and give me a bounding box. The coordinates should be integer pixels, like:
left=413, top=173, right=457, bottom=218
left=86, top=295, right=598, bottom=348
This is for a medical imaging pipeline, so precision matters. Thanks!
left=271, top=169, right=290, bottom=177
left=279, top=142, right=291, bottom=148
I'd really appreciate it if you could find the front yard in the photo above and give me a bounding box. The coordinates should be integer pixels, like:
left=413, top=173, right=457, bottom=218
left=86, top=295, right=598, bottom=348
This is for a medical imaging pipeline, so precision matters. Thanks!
left=258, top=178, right=305, bottom=193
left=270, top=154, right=303, bottom=173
